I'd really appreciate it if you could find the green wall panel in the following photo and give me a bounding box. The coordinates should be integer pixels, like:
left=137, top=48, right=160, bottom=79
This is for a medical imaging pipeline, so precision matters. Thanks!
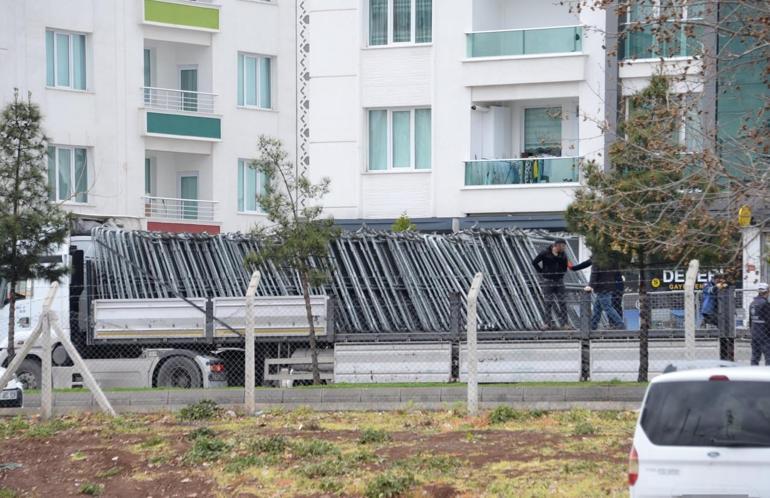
left=144, top=0, right=219, bottom=30
left=147, top=112, right=221, bottom=139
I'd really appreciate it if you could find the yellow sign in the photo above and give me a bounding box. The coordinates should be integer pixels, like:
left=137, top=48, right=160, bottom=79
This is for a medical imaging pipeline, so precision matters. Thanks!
left=651, top=278, right=661, bottom=288
left=738, top=205, right=752, bottom=227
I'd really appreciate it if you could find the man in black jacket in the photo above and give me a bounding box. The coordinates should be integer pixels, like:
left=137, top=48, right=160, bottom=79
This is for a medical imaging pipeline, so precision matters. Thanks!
left=585, top=262, right=625, bottom=330
left=749, top=282, right=770, bottom=366
left=532, top=239, right=591, bottom=329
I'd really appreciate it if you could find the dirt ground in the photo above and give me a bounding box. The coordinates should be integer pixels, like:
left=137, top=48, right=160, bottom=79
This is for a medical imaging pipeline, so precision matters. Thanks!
left=0, top=405, right=636, bottom=498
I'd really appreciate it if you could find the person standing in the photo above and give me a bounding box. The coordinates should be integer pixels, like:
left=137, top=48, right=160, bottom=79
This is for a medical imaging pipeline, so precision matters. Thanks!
left=532, top=239, right=591, bottom=329
left=700, top=274, right=727, bottom=327
left=585, top=262, right=625, bottom=330
left=749, top=282, right=770, bottom=366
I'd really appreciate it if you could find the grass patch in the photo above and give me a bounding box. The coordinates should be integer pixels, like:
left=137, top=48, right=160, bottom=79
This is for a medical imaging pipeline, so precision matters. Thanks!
left=78, top=482, right=103, bottom=496
left=343, top=449, right=381, bottom=465
left=95, top=467, right=121, bottom=479
left=0, top=417, right=29, bottom=438
left=224, top=455, right=265, bottom=474
left=249, top=435, right=288, bottom=455
left=187, top=427, right=216, bottom=441
left=184, top=437, right=230, bottom=463
left=364, top=472, right=416, bottom=498
left=297, top=459, right=347, bottom=479
left=139, top=435, right=165, bottom=448
left=27, top=418, right=75, bottom=438
left=359, top=428, right=391, bottom=445
left=69, top=451, right=88, bottom=462
left=489, top=406, right=547, bottom=424
left=0, top=488, right=18, bottom=498
left=291, top=439, right=340, bottom=458
left=572, top=421, right=597, bottom=436
left=177, top=400, right=220, bottom=421
left=393, top=454, right=458, bottom=475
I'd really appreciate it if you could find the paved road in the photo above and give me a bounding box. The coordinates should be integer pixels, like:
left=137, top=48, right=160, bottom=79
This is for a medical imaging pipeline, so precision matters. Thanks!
left=0, top=385, right=645, bottom=415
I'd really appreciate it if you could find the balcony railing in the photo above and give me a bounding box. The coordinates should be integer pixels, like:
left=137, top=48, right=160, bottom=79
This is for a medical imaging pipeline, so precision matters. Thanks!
left=620, top=23, right=704, bottom=60
left=144, top=196, right=217, bottom=222
left=467, top=25, right=582, bottom=58
left=464, top=157, right=581, bottom=187
left=143, top=87, right=216, bottom=114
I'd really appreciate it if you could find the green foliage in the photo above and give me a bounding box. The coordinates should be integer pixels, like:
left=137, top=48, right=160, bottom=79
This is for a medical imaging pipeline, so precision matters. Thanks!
left=224, top=454, right=264, bottom=474
left=364, top=472, right=416, bottom=498
left=319, top=478, right=344, bottom=494
left=177, top=400, right=220, bottom=421
left=290, top=438, right=340, bottom=458
left=95, top=467, right=120, bottom=479
left=186, top=427, right=216, bottom=441
left=391, top=212, right=417, bottom=232
left=393, top=454, right=458, bottom=475
left=139, top=435, right=164, bottom=448
left=0, top=488, right=18, bottom=498
left=27, top=418, right=75, bottom=438
left=184, top=436, right=230, bottom=463
left=248, top=435, right=288, bottom=455
left=572, top=421, right=598, bottom=436
left=0, top=90, right=70, bottom=357
left=0, top=416, right=29, bottom=437
left=298, top=458, right=347, bottom=479
left=488, top=406, right=547, bottom=424
left=358, top=428, right=391, bottom=445
left=78, top=483, right=103, bottom=496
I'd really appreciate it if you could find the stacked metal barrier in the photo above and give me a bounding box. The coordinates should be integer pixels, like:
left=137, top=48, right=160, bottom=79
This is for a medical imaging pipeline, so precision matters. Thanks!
left=90, top=227, right=587, bottom=332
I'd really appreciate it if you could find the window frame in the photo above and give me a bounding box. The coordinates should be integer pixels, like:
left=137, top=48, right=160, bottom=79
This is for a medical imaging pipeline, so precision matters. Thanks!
left=620, top=0, right=704, bottom=60
left=46, top=29, right=87, bottom=90
left=237, top=52, right=274, bottom=110
left=47, top=145, right=89, bottom=203
left=237, top=158, right=267, bottom=214
left=366, top=0, right=432, bottom=47
left=366, top=107, right=432, bottom=172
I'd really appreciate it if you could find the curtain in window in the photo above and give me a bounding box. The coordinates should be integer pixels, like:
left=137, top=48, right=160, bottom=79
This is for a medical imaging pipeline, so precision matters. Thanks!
left=45, top=31, right=55, bottom=86
left=57, top=148, right=71, bottom=201
left=72, top=34, right=86, bottom=90
left=368, top=110, right=387, bottom=170
left=237, top=160, right=245, bottom=211
left=415, top=109, right=431, bottom=169
left=55, top=33, right=70, bottom=87
left=259, top=57, right=271, bottom=109
left=245, top=56, right=257, bottom=106
left=144, top=49, right=151, bottom=104
left=145, top=158, right=152, bottom=195
left=47, top=146, right=56, bottom=201
left=524, top=107, right=562, bottom=155
left=392, top=111, right=411, bottom=167
left=369, top=0, right=388, bottom=45
left=245, top=162, right=258, bottom=212
left=393, top=0, right=411, bottom=43
left=416, top=0, right=432, bottom=43
left=74, top=148, right=87, bottom=203
left=237, top=54, right=244, bottom=105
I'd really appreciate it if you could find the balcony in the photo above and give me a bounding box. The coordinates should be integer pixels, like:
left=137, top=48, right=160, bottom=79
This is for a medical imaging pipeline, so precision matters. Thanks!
left=467, top=26, right=583, bottom=59
left=143, top=87, right=221, bottom=140
left=144, top=196, right=217, bottom=222
left=464, top=157, right=581, bottom=187
left=143, top=0, right=220, bottom=32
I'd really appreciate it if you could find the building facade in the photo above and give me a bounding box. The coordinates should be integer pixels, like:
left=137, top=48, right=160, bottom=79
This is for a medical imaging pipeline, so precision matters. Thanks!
left=0, top=1, right=756, bottom=236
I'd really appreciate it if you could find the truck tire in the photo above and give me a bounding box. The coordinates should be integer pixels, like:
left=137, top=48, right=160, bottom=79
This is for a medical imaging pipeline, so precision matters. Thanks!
left=16, top=359, right=41, bottom=390
left=52, top=343, right=72, bottom=366
left=155, top=356, right=202, bottom=389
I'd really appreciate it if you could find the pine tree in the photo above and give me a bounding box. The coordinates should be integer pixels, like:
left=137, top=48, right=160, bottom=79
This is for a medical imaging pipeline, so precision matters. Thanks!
left=567, top=75, right=738, bottom=381
left=0, top=90, right=70, bottom=359
left=249, top=136, right=339, bottom=385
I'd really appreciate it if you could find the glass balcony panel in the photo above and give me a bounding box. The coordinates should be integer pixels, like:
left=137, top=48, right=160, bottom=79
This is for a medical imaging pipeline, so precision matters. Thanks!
left=464, top=157, right=580, bottom=186
left=467, top=26, right=581, bottom=58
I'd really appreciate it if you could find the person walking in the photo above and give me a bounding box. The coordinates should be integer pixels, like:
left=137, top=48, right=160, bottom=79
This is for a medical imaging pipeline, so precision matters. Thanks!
left=749, top=282, right=770, bottom=366
left=532, top=238, right=591, bottom=329
left=585, top=262, right=625, bottom=330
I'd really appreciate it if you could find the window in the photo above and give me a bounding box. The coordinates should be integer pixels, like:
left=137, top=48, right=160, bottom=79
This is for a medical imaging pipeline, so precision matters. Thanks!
left=620, top=0, right=704, bottom=59
left=369, top=0, right=432, bottom=46
left=368, top=108, right=431, bottom=170
left=47, top=146, right=88, bottom=203
left=237, top=159, right=268, bottom=212
left=237, top=53, right=272, bottom=109
left=144, top=157, right=156, bottom=196
left=524, top=107, right=563, bottom=157
left=46, top=30, right=87, bottom=90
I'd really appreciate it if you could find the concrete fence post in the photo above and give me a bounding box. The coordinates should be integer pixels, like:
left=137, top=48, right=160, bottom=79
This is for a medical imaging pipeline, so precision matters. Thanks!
left=244, top=271, right=261, bottom=415
left=41, top=313, right=52, bottom=420
left=467, top=272, right=484, bottom=417
left=684, top=259, right=700, bottom=361
left=718, top=285, right=736, bottom=361
left=579, top=291, right=592, bottom=382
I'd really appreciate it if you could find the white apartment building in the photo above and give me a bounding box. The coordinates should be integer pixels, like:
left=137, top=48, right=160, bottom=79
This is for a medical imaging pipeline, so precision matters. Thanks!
left=1, top=0, right=297, bottom=234
left=0, top=0, right=711, bottom=234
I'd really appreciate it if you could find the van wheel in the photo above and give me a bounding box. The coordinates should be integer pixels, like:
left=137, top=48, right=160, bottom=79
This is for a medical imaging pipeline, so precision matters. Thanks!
left=156, top=357, right=202, bottom=389
left=17, top=359, right=41, bottom=390
left=52, top=344, right=72, bottom=366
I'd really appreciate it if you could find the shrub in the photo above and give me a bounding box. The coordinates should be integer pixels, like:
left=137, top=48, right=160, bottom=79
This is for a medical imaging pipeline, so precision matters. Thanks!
left=78, top=483, right=103, bottom=496
left=488, top=406, right=547, bottom=424
left=298, top=459, right=347, bottom=479
left=178, top=400, right=220, bottom=421
left=572, top=421, right=597, bottom=436
left=364, top=472, right=416, bottom=498
left=187, top=427, right=216, bottom=441
left=184, top=437, right=230, bottom=463
left=291, top=439, right=340, bottom=458
left=359, top=428, right=391, bottom=445
left=249, top=435, right=288, bottom=455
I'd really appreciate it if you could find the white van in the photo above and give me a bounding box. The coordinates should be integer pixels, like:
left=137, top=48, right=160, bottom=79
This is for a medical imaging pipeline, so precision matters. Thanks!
left=630, top=367, right=770, bottom=497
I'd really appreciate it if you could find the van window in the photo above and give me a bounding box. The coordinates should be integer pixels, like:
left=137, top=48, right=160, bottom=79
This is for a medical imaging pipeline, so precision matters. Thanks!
left=1, top=280, right=31, bottom=307
left=641, top=381, right=770, bottom=447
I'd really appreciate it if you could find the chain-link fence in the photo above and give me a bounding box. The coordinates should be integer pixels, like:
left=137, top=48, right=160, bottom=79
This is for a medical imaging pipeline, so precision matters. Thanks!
left=2, top=226, right=768, bottom=416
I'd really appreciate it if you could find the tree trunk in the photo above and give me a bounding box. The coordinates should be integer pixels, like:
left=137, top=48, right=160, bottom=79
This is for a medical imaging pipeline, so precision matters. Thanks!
left=637, top=256, right=649, bottom=382
left=6, top=281, right=16, bottom=359
left=299, top=271, right=321, bottom=385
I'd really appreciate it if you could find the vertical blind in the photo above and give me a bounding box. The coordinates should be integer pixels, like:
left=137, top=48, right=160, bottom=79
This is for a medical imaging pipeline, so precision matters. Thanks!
left=238, top=54, right=272, bottom=109
left=416, top=0, right=432, bottom=43
left=369, top=0, right=388, bottom=45
left=369, top=109, right=431, bottom=170
left=47, top=146, right=87, bottom=202
left=368, top=110, right=388, bottom=170
left=524, top=107, right=562, bottom=155
left=237, top=159, right=267, bottom=212
left=415, top=109, right=431, bottom=169
left=369, top=0, right=431, bottom=45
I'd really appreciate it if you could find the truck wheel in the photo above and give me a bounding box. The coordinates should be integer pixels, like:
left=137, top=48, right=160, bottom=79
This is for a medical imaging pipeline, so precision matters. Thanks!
left=16, top=359, right=41, bottom=390
left=156, top=357, right=202, bottom=389
left=52, top=344, right=72, bottom=366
